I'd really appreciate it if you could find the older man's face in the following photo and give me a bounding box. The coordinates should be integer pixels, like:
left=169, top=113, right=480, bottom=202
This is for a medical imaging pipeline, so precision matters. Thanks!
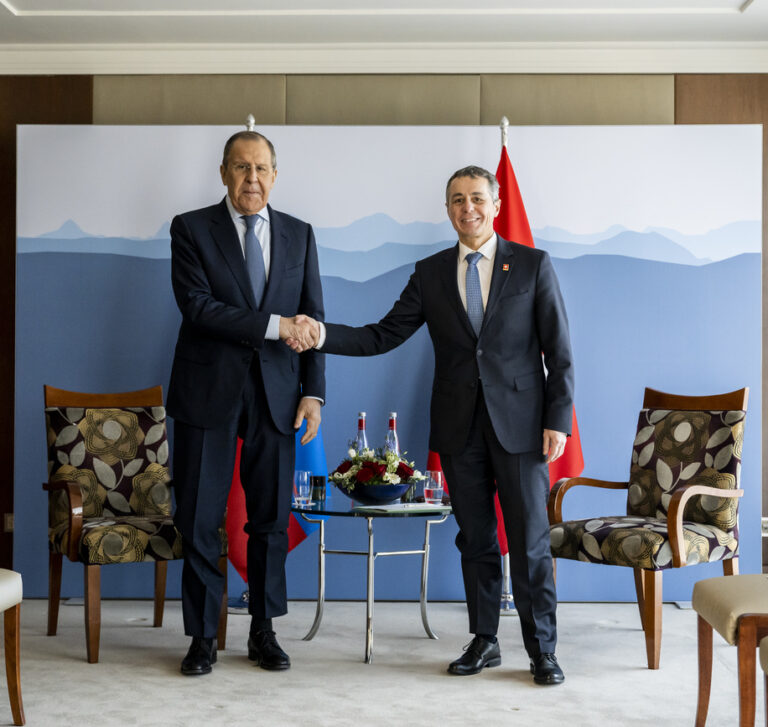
left=446, top=176, right=500, bottom=250
left=220, top=138, right=277, bottom=216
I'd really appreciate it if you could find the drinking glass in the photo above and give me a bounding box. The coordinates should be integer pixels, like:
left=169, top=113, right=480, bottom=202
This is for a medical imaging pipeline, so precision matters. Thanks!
left=423, top=470, right=444, bottom=505
left=293, top=470, right=312, bottom=505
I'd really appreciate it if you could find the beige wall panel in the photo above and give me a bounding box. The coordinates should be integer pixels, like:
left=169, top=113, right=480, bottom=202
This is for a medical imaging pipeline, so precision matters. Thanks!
left=94, top=75, right=286, bottom=124
left=480, top=75, right=674, bottom=125
left=286, top=75, right=480, bottom=125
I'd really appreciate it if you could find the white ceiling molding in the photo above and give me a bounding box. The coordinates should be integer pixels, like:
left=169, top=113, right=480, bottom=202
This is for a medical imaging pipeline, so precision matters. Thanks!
left=1, top=42, right=767, bottom=75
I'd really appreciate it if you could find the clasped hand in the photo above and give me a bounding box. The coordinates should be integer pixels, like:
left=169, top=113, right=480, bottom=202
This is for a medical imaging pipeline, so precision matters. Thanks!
left=279, top=314, right=319, bottom=352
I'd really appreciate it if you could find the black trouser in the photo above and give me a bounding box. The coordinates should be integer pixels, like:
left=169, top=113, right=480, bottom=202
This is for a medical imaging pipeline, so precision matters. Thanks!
left=172, top=364, right=295, bottom=637
left=440, top=390, right=557, bottom=658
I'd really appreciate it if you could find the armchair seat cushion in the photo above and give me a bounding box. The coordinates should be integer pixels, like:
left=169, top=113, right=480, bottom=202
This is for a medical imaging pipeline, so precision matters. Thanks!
left=550, top=515, right=737, bottom=570
left=49, top=515, right=183, bottom=564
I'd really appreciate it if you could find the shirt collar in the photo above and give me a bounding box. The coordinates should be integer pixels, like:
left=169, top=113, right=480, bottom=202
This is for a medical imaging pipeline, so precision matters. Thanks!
left=226, top=195, right=270, bottom=226
left=458, top=232, right=497, bottom=263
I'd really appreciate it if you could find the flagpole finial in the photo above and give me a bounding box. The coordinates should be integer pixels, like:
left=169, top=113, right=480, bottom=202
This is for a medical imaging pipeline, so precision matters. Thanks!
left=499, top=116, right=509, bottom=149
left=245, top=114, right=256, bottom=131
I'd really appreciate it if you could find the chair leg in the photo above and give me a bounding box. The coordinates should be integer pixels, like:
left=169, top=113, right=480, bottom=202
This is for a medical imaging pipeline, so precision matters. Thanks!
left=764, top=672, right=767, bottom=727
left=217, top=555, right=228, bottom=651
left=4, top=604, right=25, bottom=726
left=153, top=561, right=167, bottom=627
left=633, top=568, right=646, bottom=631
left=736, top=616, right=758, bottom=727
left=638, top=569, right=661, bottom=669
left=47, top=551, right=62, bottom=636
left=724, top=557, right=739, bottom=576
left=695, top=615, right=713, bottom=727
left=84, top=564, right=101, bottom=664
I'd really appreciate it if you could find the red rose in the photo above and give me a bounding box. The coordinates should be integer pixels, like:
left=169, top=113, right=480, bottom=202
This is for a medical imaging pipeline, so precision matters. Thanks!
left=396, top=462, right=414, bottom=479
left=335, top=460, right=352, bottom=475
left=362, top=461, right=386, bottom=477
left=355, top=467, right=374, bottom=483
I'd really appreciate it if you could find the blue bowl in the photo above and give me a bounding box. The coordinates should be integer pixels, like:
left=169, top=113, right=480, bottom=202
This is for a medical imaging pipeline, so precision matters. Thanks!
left=335, top=480, right=413, bottom=506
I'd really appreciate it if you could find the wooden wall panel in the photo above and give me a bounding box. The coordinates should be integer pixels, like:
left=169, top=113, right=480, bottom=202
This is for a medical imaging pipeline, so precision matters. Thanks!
left=676, top=74, right=768, bottom=568
left=93, top=75, right=286, bottom=125
left=481, top=74, right=674, bottom=125
left=0, top=75, right=93, bottom=568
left=286, top=75, right=481, bottom=125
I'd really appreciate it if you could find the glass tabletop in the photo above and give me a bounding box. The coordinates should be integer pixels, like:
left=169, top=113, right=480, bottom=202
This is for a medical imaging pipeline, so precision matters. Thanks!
left=291, top=489, right=452, bottom=518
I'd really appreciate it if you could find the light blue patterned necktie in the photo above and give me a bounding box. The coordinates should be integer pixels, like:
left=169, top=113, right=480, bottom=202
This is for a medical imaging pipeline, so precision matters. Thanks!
left=242, top=214, right=266, bottom=307
left=465, top=251, right=484, bottom=337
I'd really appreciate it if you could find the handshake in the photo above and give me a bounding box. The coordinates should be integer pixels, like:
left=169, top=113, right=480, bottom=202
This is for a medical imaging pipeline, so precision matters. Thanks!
left=279, top=315, right=321, bottom=353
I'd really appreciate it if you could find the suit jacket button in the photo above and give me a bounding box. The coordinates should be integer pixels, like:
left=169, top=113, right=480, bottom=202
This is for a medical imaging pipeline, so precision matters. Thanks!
left=477, top=349, right=483, bottom=356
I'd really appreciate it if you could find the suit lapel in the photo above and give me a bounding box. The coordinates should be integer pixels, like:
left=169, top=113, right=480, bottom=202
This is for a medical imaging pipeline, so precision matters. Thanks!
left=261, top=205, right=286, bottom=310
left=439, top=244, right=477, bottom=340
left=210, top=198, right=258, bottom=309
left=482, top=236, right=516, bottom=330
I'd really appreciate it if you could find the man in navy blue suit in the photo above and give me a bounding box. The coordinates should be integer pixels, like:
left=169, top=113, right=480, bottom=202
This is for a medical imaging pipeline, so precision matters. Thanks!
left=286, top=165, right=573, bottom=685
left=168, top=131, right=325, bottom=676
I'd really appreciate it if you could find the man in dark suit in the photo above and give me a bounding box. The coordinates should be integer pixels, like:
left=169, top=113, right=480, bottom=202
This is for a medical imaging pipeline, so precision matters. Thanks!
left=287, top=165, right=573, bottom=685
left=168, top=131, right=325, bottom=676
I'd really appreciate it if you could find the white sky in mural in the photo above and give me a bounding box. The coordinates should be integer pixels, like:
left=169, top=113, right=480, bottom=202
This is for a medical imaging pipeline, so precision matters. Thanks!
left=18, top=124, right=761, bottom=238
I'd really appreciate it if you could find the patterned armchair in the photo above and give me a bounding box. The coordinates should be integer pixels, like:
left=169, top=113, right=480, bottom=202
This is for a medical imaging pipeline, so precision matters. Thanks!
left=43, top=385, right=228, bottom=663
left=548, top=387, right=748, bottom=669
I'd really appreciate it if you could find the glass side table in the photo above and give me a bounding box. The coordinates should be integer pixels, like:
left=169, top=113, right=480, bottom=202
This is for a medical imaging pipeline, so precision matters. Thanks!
left=292, top=491, right=451, bottom=664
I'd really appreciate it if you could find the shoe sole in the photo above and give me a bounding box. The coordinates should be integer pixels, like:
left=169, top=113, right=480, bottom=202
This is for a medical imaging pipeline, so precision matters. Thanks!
left=447, top=656, right=501, bottom=675
left=181, top=664, right=213, bottom=676
left=248, top=650, right=291, bottom=671
left=533, top=675, right=565, bottom=685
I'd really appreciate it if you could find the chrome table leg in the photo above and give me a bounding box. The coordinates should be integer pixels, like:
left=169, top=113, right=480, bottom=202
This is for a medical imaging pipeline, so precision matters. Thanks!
left=420, top=513, right=449, bottom=639
left=300, top=515, right=325, bottom=641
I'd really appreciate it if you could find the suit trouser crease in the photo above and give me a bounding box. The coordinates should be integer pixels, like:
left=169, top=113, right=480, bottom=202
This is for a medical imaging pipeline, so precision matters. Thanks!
left=441, top=390, right=557, bottom=657
left=173, top=364, right=295, bottom=637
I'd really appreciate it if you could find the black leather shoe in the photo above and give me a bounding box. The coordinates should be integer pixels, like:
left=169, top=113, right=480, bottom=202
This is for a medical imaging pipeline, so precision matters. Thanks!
left=181, top=637, right=217, bottom=676
left=530, top=653, right=565, bottom=685
left=447, top=636, right=501, bottom=675
left=248, top=630, right=291, bottom=671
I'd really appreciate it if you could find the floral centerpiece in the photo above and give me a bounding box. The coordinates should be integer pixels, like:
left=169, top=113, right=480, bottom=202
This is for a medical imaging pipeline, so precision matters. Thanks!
left=330, top=447, right=425, bottom=505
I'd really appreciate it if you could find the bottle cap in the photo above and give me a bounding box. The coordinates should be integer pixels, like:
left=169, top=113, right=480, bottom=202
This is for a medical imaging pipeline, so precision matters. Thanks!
left=388, top=411, right=397, bottom=418
left=358, top=411, right=366, bottom=417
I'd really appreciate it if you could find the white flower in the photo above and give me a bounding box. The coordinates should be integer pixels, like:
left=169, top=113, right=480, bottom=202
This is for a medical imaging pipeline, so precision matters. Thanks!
left=347, top=448, right=357, bottom=459
left=412, top=470, right=423, bottom=479
left=383, top=472, right=401, bottom=484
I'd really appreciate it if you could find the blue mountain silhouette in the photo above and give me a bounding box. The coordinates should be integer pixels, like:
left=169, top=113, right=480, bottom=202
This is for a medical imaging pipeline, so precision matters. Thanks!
left=314, top=213, right=456, bottom=251
left=38, top=219, right=99, bottom=239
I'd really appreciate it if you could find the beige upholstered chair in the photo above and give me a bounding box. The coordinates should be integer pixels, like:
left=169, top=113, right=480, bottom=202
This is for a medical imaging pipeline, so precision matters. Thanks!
left=43, top=385, right=228, bottom=663
left=693, top=574, right=768, bottom=727
left=549, top=387, right=748, bottom=669
left=0, top=568, right=24, bottom=725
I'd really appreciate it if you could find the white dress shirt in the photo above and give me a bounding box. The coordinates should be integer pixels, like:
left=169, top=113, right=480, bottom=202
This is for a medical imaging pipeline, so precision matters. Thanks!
left=225, top=196, right=280, bottom=340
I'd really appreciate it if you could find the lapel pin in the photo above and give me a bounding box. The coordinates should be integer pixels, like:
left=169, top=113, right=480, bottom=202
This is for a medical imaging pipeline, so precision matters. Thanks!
left=502, top=263, right=509, bottom=271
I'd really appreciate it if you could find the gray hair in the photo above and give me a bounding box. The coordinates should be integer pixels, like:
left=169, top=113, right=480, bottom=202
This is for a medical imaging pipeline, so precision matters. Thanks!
left=222, top=131, right=277, bottom=170
left=445, top=165, right=499, bottom=202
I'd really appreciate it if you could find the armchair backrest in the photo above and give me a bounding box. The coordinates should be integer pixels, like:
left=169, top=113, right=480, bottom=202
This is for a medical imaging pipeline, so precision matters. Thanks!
left=44, top=386, right=171, bottom=526
left=627, top=388, right=748, bottom=534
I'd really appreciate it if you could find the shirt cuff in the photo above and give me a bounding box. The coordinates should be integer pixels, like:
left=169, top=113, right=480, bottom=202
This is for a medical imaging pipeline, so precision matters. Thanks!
left=265, top=314, right=281, bottom=340
left=316, top=321, right=327, bottom=349
left=302, top=395, right=325, bottom=406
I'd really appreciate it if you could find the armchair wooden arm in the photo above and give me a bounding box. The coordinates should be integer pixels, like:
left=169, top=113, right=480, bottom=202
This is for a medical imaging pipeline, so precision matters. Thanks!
left=548, top=476, right=630, bottom=525
left=42, top=481, right=84, bottom=562
left=666, top=484, right=744, bottom=568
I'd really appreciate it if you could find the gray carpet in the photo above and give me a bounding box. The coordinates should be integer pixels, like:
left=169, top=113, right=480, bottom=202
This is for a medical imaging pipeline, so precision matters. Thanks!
left=2, top=599, right=753, bottom=726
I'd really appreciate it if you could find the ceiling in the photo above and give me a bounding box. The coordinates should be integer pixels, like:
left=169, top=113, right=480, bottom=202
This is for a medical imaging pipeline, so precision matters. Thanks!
left=0, top=0, right=767, bottom=74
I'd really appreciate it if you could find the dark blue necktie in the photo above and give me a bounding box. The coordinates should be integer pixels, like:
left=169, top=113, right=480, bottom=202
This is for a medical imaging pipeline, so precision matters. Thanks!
left=465, top=251, right=484, bottom=337
left=242, top=214, right=266, bottom=306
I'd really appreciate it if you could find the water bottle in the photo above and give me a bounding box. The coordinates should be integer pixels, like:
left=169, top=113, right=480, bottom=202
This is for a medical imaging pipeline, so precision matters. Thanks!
left=354, top=411, right=368, bottom=453
left=384, top=412, right=400, bottom=456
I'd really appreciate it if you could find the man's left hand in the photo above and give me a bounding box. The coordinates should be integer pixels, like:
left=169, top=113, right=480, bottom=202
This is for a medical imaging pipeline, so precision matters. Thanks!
left=294, top=397, right=322, bottom=445
left=542, top=429, right=567, bottom=463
